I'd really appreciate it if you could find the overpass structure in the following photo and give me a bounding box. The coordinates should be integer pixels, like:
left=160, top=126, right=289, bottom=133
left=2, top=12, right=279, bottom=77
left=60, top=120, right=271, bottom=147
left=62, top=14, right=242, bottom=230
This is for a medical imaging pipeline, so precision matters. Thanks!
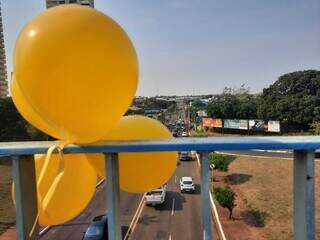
left=0, top=136, right=319, bottom=240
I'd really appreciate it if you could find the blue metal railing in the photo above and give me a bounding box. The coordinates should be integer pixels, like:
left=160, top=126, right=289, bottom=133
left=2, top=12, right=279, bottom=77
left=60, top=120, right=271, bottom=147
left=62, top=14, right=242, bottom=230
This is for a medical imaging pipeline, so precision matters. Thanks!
left=0, top=136, right=319, bottom=240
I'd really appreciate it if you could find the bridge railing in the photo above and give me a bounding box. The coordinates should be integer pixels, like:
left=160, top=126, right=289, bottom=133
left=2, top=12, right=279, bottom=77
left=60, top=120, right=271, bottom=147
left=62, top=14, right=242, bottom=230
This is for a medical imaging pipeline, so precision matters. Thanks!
left=0, top=136, right=319, bottom=240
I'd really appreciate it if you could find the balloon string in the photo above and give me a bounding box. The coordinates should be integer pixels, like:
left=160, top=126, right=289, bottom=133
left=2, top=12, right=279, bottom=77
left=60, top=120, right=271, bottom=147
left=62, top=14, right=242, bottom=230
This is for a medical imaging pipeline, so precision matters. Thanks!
left=29, top=211, right=39, bottom=238
left=41, top=142, right=69, bottom=214
left=28, top=141, right=70, bottom=238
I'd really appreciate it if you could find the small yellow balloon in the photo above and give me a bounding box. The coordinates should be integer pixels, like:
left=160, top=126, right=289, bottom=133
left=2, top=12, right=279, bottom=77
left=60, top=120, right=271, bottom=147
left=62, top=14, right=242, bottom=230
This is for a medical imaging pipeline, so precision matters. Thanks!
left=89, top=115, right=178, bottom=193
left=13, top=5, right=138, bottom=143
left=12, top=153, right=99, bottom=225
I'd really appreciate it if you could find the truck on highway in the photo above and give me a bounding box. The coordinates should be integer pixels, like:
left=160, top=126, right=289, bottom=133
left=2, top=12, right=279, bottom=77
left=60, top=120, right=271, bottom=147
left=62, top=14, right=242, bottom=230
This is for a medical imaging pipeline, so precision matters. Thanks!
left=145, top=184, right=167, bottom=206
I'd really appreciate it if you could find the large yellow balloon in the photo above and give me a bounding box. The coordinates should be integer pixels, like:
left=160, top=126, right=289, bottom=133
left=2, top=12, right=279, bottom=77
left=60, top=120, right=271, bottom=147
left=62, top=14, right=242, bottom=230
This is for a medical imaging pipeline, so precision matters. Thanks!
left=11, top=75, right=60, bottom=139
left=89, top=115, right=178, bottom=193
left=13, top=153, right=98, bottom=226
left=13, top=5, right=138, bottom=143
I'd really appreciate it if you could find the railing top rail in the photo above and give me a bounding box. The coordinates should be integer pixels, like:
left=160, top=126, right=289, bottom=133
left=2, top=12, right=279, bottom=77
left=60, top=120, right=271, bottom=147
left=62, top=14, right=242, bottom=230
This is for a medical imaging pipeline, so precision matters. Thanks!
left=1, top=136, right=320, bottom=156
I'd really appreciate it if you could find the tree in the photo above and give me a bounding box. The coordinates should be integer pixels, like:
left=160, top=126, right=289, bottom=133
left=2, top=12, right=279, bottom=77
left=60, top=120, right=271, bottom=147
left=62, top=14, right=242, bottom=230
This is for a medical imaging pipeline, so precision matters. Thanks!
left=0, top=97, right=51, bottom=141
left=206, top=85, right=258, bottom=120
left=257, top=70, right=320, bottom=132
left=0, top=97, right=29, bottom=141
left=213, top=186, right=236, bottom=219
left=209, top=152, right=235, bottom=171
left=191, top=99, right=207, bottom=109
left=310, top=121, right=320, bottom=135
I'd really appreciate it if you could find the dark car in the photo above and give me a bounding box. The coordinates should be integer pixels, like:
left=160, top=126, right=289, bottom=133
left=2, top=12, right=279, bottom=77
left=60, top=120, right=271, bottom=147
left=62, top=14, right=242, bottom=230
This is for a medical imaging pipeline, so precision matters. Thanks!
left=179, top=151, right=192, bottom=161
left=83, top=215, right=108, bottom=240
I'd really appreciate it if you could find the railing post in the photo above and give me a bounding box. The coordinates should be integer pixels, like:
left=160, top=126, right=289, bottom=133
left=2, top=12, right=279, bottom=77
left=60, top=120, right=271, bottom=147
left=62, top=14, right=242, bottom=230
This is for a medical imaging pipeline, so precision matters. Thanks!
left=12, top=155, right=39, bottom=240
left=105, top=153, right=121, bottom=240
left=201, top=151, right=213, bottom=240
left=293, top=150, right=315, bottom=240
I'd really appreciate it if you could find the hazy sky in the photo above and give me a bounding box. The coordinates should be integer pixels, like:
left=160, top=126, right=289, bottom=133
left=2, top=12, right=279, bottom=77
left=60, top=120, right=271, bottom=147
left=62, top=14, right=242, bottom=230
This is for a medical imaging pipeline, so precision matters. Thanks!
left=3, top=0, right=320, bottom=96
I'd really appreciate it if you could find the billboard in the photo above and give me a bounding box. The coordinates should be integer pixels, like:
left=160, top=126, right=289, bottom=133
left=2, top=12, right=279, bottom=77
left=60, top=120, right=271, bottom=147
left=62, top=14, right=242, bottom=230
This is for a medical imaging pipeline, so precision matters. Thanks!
left=202, top=118, right=222, bottom=128
left=202, top=118, right=280, bottom=132
left=249, top=120, right=268, bottom=131
left=224, top=119, right=248, bottom=130
left=268, top=121, right=281, bottom=132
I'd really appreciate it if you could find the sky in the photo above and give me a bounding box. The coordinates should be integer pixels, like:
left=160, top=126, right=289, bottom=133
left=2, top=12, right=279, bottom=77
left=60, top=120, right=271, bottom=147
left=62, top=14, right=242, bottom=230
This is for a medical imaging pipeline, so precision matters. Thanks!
left=2, top=0, right=320, bottom=96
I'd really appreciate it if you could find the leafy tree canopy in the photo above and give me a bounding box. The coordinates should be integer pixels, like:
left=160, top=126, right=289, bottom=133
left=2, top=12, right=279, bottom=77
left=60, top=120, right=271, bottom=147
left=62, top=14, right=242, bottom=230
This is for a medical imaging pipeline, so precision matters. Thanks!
left=258, top=70, right=320, bottom=131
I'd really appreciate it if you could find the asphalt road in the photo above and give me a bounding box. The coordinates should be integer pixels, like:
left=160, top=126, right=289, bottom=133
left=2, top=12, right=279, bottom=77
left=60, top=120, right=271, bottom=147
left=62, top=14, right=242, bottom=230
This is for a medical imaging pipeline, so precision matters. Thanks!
left=130, top=159, right=215, bottom=240
left=40, top=184, right=142, bottom=240
left=40, top=157, right=217, bottom=240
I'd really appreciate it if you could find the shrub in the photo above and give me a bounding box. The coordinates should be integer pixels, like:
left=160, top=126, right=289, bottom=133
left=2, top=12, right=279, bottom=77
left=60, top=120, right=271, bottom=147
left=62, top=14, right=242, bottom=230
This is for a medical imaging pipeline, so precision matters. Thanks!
left=209, top=152, right=235, bottom=171
left=250, top=209, right=268, bottom=227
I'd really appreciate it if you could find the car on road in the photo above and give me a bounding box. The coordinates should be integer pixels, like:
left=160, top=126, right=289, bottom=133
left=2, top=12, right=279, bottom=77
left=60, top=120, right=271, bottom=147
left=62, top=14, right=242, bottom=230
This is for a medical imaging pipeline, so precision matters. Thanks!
left=83, top=214, right=108, bottom=240
left=145, top=184, right=167, bottom=206
left=180, top=176, right=195, bottom=193
left=181, top=131, right=188, bottom=137
left=179, top=151, right=192, bottom=161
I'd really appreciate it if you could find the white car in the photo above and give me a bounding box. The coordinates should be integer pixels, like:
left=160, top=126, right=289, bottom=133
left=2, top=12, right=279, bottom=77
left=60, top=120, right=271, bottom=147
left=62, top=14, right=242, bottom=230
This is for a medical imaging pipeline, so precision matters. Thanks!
left=180, top=176, right=195, bottom=193
left=145, top=184, right=167, bottom=206
left=181, top=131, right=188, bottom=137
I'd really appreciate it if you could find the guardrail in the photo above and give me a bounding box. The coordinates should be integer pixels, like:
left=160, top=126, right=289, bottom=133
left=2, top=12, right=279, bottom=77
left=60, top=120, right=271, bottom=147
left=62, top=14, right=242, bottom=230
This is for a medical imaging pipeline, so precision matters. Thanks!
left=0, top=136, right=319, bottom=240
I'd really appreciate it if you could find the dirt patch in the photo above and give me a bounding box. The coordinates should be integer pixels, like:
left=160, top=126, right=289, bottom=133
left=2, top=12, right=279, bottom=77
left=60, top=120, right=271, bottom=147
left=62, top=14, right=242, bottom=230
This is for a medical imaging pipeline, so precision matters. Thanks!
left=213, top=155, right=320, bottom=240
left=0, top=163, right=15, bottom=235
left=212, top=174, right=268, bottom=240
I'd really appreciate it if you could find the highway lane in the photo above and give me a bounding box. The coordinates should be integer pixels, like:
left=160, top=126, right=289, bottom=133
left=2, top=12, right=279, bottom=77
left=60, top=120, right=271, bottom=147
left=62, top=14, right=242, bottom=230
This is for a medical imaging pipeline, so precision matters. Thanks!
left=40, top=183, right=142, bottom=240
left=131, top=159, right=215, bottom=240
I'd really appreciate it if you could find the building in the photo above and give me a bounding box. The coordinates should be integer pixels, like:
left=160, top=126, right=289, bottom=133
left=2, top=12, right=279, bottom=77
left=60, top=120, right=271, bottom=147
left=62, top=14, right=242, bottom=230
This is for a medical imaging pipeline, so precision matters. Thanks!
left=46, top=0, right=94, bottom=8
left=0, top=2, right=7, bottom=98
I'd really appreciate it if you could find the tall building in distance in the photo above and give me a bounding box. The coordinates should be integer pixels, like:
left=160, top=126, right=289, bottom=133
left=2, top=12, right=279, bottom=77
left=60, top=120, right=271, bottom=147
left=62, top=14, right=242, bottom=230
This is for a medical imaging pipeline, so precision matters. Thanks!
left=0, top=2, right=7, bottom=98
left=46, top=0, right=94, bottom=8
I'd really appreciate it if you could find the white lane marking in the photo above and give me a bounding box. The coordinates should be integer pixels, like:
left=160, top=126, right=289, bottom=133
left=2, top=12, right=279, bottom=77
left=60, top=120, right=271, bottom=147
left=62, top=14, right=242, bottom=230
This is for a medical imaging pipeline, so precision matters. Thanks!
left=171, top=198, right=175, bottom=216
left=215, top=151, right=292, bottom=160
left=209, top=192, right=227, bottom=240
left=169, top=234, right=172, bottom=240
left=191, top=151, right=201, bottom=168
left=216, top=151, right=320, bottom=162
left=39, top=226, right=51, bottom=236
left=253, top=149, right=291, bottom=153
left=124, top=194, right=146, bottom=240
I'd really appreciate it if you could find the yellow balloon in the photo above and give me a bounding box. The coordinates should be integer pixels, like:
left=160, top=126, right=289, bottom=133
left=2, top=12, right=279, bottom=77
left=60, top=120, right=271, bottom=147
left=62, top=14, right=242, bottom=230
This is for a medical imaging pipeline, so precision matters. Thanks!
left=13, top=5, right=138, bottom=143
left=89, top=115, right=178, bottom=193
left=12, top=153, right=99, bottom=225
left=11, top=75, right=60, bottom=139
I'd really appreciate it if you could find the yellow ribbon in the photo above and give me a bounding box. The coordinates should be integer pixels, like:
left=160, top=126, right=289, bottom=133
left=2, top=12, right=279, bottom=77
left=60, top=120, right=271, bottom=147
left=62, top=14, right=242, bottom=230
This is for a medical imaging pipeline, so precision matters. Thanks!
left=29, top=141, right=69, bottom=238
